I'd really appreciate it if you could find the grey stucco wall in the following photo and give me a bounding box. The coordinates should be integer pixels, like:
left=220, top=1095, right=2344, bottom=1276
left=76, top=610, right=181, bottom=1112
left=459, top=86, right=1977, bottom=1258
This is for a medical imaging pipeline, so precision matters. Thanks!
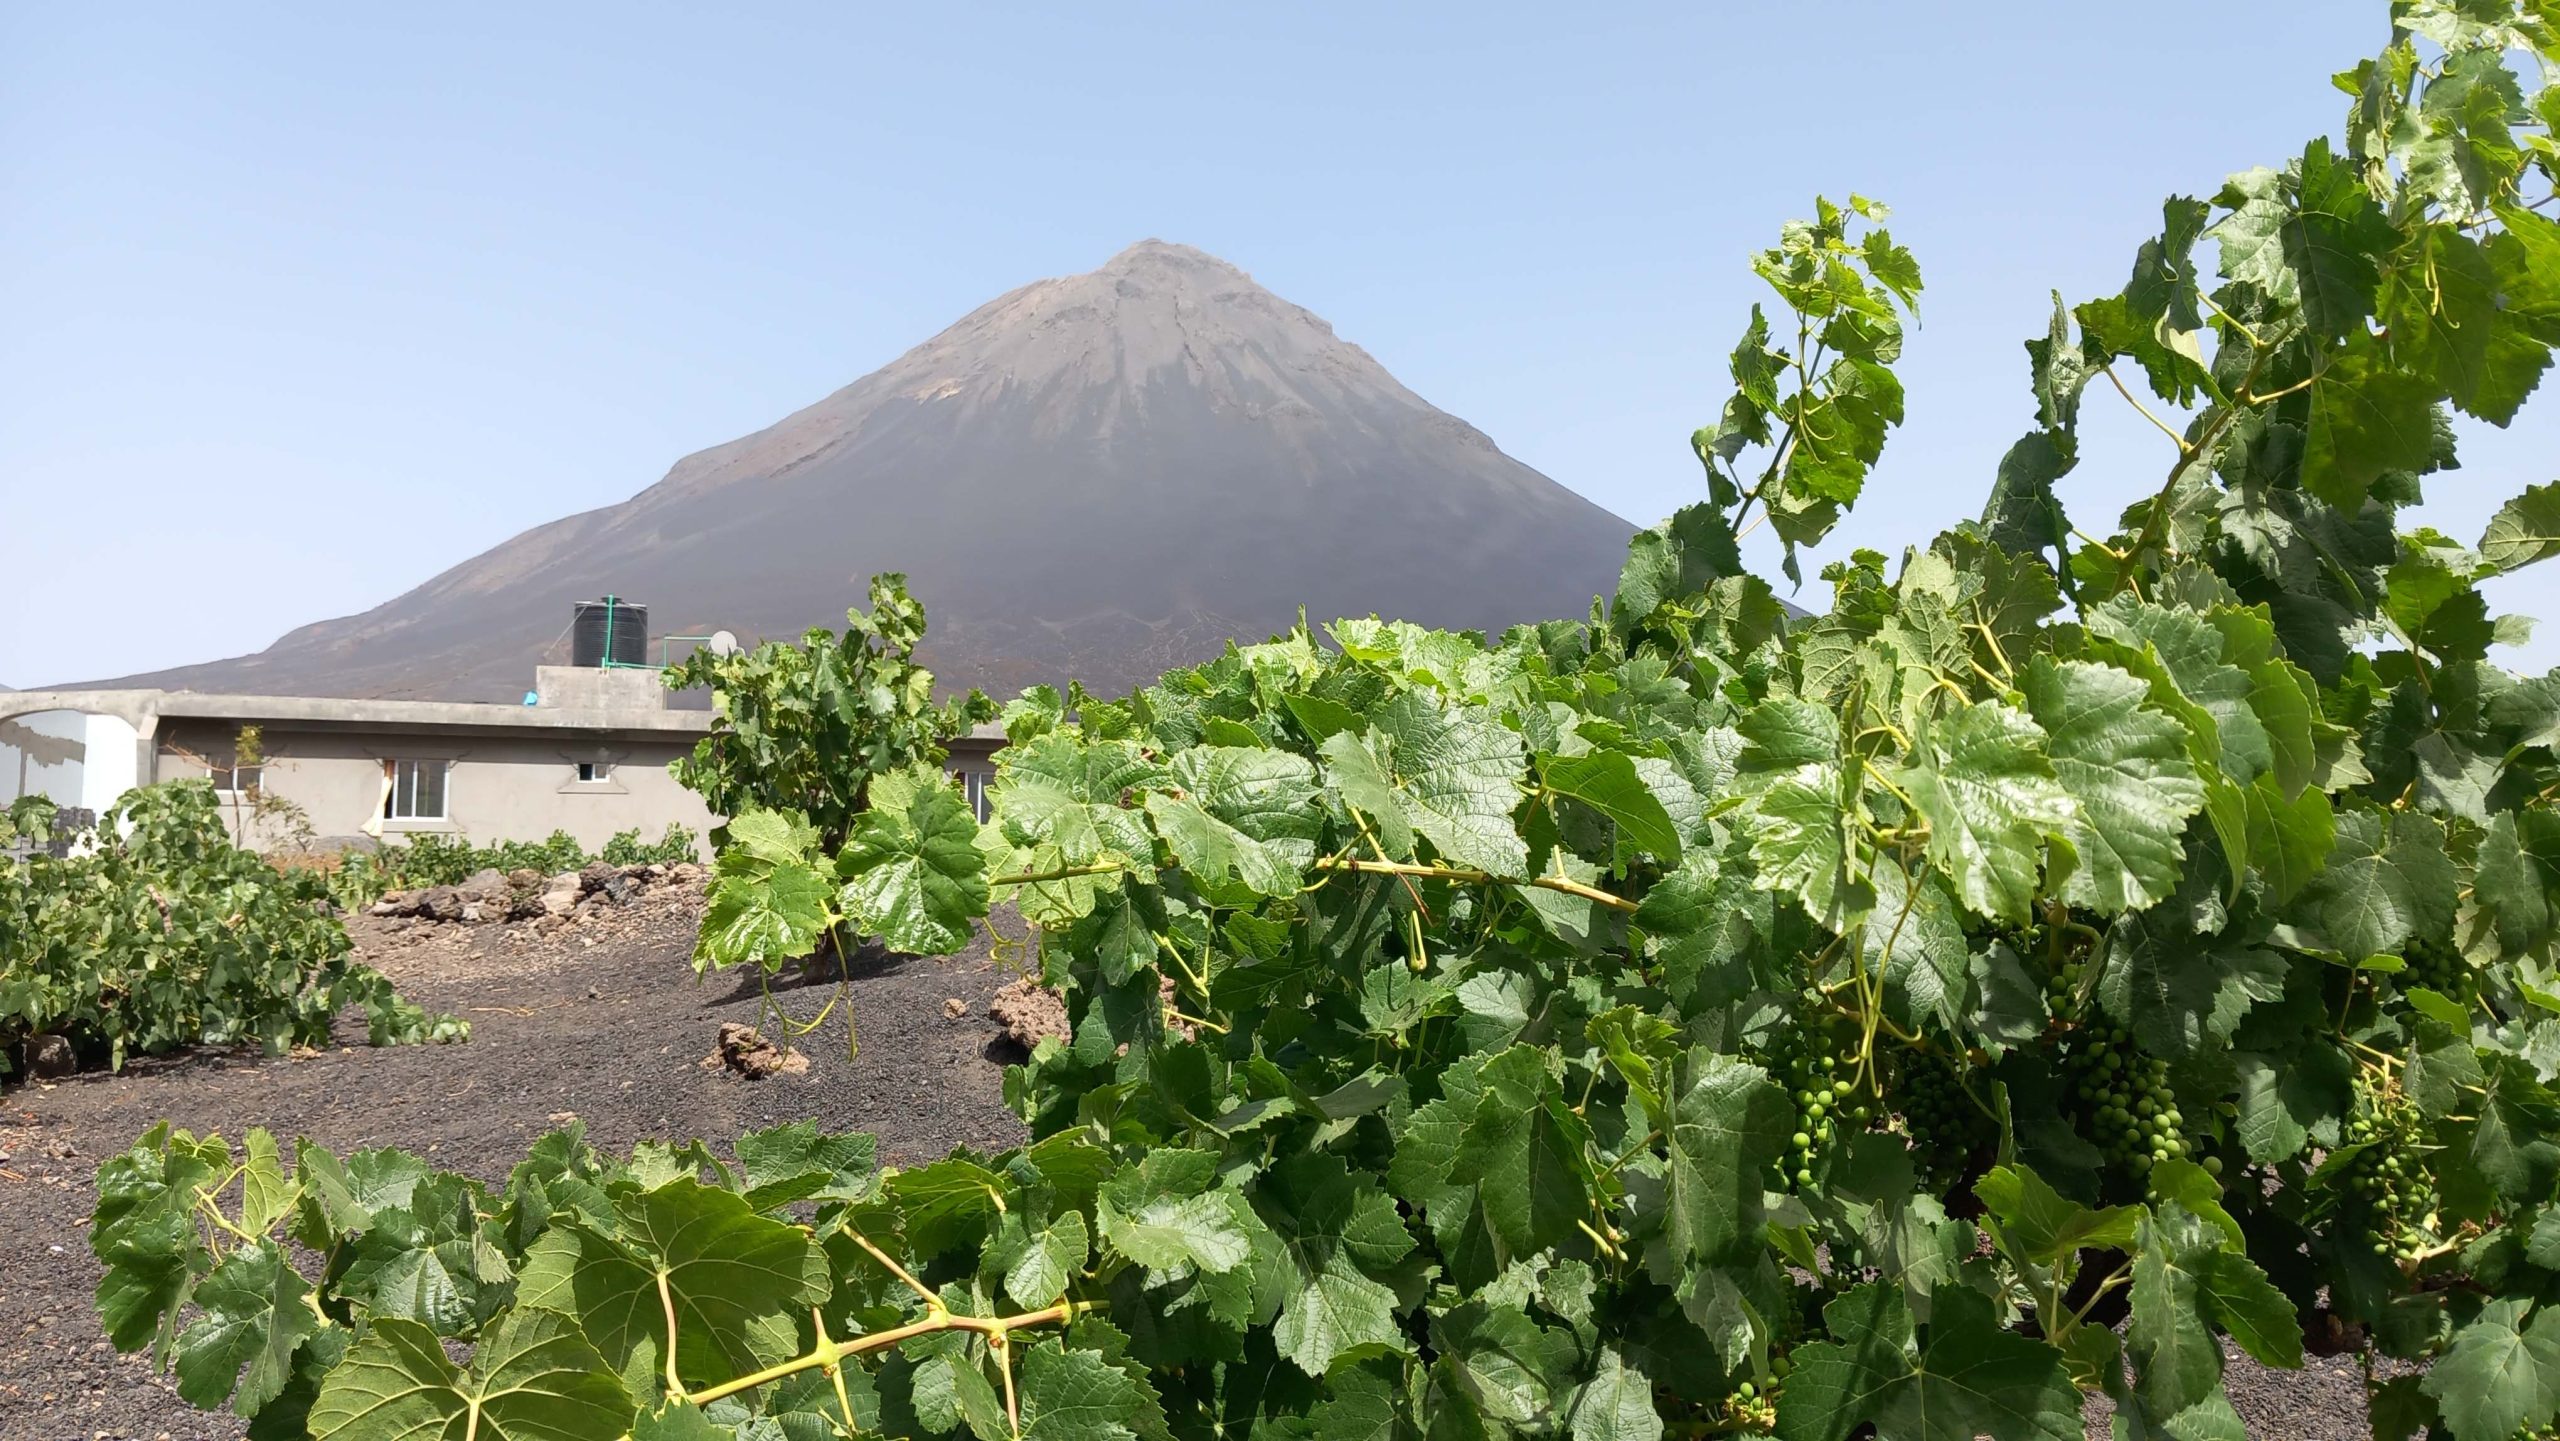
left=157, top=722, right=717, bottom=857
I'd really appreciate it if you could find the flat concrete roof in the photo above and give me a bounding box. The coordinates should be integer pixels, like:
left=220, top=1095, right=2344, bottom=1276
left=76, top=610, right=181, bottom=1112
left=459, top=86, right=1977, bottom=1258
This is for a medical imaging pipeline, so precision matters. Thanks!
left=0, top=688, right=715, bottom=738
left=0, top=688, right=1015, bottom=746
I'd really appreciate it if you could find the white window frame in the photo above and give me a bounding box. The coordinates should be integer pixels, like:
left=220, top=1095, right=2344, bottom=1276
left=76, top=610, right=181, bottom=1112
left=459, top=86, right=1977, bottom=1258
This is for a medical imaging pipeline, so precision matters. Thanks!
left=205, top=760, right=262, bottom=797
left=387, top=759, right=449, bottom=822
left=953, top=768, right=991, bottom=823
left=574, top=760, right=612, bottom=784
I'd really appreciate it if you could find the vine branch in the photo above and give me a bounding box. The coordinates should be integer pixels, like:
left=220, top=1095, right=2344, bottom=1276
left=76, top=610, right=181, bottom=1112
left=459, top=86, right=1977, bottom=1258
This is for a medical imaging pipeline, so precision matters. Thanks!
left=684, top=1301, right=1077, bottom=1407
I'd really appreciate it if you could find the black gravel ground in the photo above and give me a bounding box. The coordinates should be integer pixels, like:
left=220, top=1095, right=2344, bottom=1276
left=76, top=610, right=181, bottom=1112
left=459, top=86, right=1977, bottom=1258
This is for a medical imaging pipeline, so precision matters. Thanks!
left=0, top=898, right=1028, bottom=1441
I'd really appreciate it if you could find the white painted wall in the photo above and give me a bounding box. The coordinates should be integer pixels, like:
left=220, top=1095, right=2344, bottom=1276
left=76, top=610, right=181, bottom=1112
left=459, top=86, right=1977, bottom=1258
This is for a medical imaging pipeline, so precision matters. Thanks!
left=0, top=709, right=140, bottom=815
left=155, top=721, right=717, bottom=857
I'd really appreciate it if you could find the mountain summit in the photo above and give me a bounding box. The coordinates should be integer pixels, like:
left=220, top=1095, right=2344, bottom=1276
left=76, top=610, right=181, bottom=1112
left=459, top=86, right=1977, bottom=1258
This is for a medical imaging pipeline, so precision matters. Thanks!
left=94, top=243, right=1637, bottom=701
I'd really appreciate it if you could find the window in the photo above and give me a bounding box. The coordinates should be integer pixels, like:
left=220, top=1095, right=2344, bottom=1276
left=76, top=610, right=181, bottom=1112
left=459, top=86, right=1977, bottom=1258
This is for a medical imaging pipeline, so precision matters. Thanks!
left=953, top=768, right=991, bottom=823
left=205, top=761, right=262, bottom=797
left=575, top=761, right=611, bottom=783
left=387, top=759, right=448, bottom=821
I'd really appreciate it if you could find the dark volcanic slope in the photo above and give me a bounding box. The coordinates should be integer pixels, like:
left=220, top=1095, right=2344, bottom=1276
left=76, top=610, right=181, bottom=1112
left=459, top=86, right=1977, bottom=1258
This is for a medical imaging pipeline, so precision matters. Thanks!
left=82, top=242, right=1636, bottom=702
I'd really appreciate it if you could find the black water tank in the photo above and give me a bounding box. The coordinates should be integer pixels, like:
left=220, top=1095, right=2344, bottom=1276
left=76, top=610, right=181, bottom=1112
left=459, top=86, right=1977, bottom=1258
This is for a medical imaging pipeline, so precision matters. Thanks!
left=571, top=597, right=649, bottom=668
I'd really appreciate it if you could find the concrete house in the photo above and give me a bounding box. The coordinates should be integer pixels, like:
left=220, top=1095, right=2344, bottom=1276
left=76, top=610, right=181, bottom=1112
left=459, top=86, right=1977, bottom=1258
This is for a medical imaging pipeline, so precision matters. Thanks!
left=0, top=609, right=1005, bottom=852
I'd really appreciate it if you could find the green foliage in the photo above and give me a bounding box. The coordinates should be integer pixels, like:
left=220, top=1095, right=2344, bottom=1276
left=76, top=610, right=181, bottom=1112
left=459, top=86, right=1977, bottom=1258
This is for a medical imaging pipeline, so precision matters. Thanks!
left=327, top=825, right=700, bottom=910
left=604, top=823, right=701, bottom=869
left=88, top=1119, right=1158, bottom=1441
left=93, top=4, right=2560, bottom=1435
left=0, top=782, right=464, bottom=1074
left=668, top=573, right=996, bottom=852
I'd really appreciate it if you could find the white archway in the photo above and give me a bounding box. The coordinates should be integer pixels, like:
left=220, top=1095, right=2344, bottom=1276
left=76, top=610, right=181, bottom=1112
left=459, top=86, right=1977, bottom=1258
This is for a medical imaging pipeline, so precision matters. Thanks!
left=0, top=692, right=160, bottom=816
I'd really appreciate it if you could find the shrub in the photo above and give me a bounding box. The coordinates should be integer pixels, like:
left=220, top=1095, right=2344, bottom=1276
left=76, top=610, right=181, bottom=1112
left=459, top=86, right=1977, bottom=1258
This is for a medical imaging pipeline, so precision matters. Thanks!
left=1, top=783, right=464, bottom=1075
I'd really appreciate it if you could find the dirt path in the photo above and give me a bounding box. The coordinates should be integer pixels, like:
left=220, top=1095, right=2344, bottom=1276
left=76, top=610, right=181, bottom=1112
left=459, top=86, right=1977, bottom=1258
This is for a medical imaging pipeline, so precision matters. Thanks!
left=0, top=895, right=1029, bottom=1441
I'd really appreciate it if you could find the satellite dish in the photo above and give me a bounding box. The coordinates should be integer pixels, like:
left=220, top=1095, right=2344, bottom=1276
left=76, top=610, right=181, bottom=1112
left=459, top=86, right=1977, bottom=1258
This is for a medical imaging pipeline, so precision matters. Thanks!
left=708, top=630, right=741, bottom=657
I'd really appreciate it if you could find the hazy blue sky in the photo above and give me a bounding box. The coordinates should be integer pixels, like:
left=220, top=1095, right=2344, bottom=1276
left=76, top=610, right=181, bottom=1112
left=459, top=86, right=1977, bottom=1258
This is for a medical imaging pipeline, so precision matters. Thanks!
left=4, top=3, right=2554, bottom=686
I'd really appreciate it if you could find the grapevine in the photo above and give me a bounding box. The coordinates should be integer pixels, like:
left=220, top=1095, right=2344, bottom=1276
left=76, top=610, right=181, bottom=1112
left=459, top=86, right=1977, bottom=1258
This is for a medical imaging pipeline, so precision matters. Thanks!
left=86, top=5, right=2560, bottom=1438
left=1, top=784, right=463, bottom=1075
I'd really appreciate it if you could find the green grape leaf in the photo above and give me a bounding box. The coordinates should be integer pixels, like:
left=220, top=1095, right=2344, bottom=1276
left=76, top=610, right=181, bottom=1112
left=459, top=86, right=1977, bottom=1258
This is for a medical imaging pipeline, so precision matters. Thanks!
left=1099, top=1151, right=1257, bottom=1276
left=1750, top=766, right=1863, bottom=931
left=695, top=809, right=834, bottom=972
left=994, top=733, right=1165, bottom=890
left=240, top=1129, right=297, bottom=1238
left=92, top=1126, right=226, bottom=1356
left=1866, top=859, right=1971, bottom=1035
left=2468, top=810, right=2554, bottom=960
left=1973, top=1165, right=2140, bottom=1266
left=1540, top=750, right=1682, bottom=859
left=298, top=1143, right=434, bottom=1242
left=630, top=1399, right=729, bottom=1440
left=1568, top=1347, right=1665, bottom=1441
left=1319, top=729, right=1416, bottom=859
left=1778, top=1284, right=2076, bottom=1441
left=2421, top=1298, right=2560, bottom=1441
left=2083, top=598, right=2271, bottom=785
left=2292, top=809, right=2428, bottom=963
left=2460, top=1055, right=2560, bottom=1206
left=886, top=1156, right=1016, bottom=1258
left=1172, top=744, right=1324, bottom=871
left=516, top=1178, right=827, bottom=1393
left=1739, top=697, right=1844, bottom=771
left=336, top=1174, right=499, bottom=1335
left=1144, top=792, right=1296, bottom=898
left=2099, top=909, right=2287, bottom=1058
left=2369, top=1375, right=2439, bottom=1441
left=1456, top=1044, right=1599, bottom=1258
left=1255, top=1154, right=1414, bottom=1376
left=910, top=1347, right=1006, bottom=1437
left=1663, top=1049, right=1790, bottom=1266
left=2482, top=480, right=2560, bottom=573
left=2232, top=1048, right=2350, bottom=1164
left=1616, top=502, right=1747, bottom=631
left=2017, top=657, right=2203, bottom=915
left=733, top=1121, right=878, bottom=1209
left=244, top=1324, right=349, bottom=1441
left=2128, top=1205, right=2302, bottom=1417
left=1019, top=1342, right=1151, bottom=1441
left=1964, top=941, right=2053, bottom=1057
left=2301, top=340, right=2441, bottom=510
left=172, top=1240, right=322, bottom=1416
left=1366, top=689, right=1529, bottom=877
left=1432, top=1300, right=1576, bottom=1425
left=838, top=764, right=989, bottom=954
left=1895, top=700, right=2072, bottom=925
left=309, top=1310, right=631, bottom=1441
left=1006, top=1211, right=1092, bottom=1309
left=2240, top=775, right=2334, bottom=905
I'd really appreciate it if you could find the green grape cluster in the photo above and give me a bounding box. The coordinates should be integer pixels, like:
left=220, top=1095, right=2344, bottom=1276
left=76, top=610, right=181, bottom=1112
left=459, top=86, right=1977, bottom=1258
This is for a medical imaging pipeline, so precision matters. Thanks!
left=2059, top=1022, right=2197, bottom=1178
left=1897, top=1047, right=1996, bottom=1188
left=2043, top=951, right=2089, bottom=1018
left=2394, top=939, right=2473, bottom=1006
left=1759, top=1006, right=1867, bottom=1191
left=2337, top=1086, right=2441, bottom=1265
left=1718, top=1377, right=1778, bottom=1433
